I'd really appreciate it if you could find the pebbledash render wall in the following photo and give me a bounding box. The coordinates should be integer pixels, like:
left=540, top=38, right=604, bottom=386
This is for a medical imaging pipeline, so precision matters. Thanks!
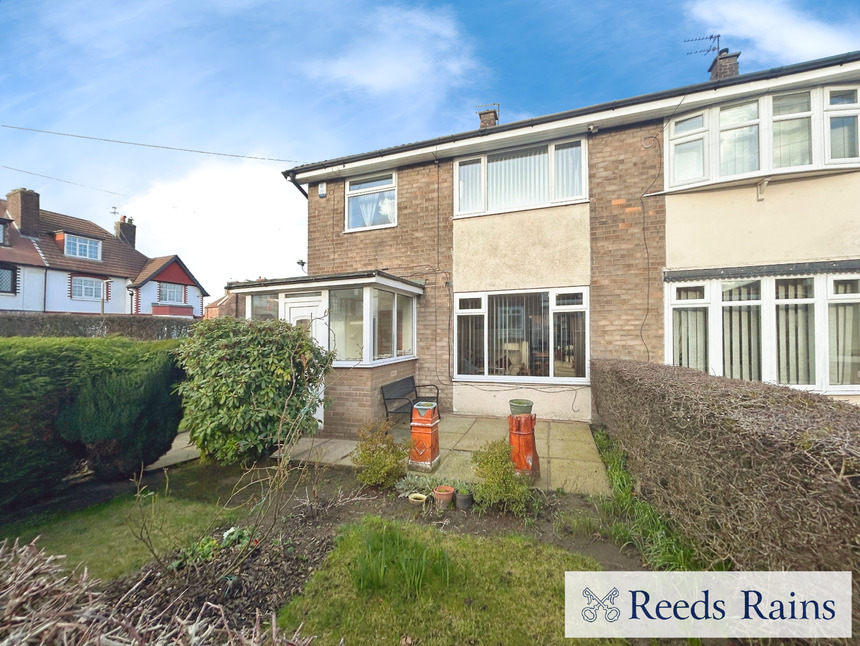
left=588, top=120, right=666, bottom=368
left=307, top=161, right=454, bottom=437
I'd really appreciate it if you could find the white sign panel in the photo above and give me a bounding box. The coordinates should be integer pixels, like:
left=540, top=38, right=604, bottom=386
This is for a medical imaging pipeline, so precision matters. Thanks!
left=565, top=572, right=852, bottom=639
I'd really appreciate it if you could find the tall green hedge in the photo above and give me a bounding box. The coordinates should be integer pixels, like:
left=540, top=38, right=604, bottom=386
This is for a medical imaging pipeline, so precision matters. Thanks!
left=174, top=318, right=333, bottom=465
left=0, top=338, right=183, bottom=510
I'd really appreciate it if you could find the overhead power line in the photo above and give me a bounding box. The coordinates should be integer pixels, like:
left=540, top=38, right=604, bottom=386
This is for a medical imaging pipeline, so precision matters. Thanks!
left=2, top=125, right=299, bottom=163
left=2, top=165, right=127, bottom=196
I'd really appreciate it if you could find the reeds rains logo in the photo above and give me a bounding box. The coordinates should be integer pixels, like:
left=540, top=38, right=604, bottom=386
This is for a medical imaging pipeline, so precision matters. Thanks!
left=565, top=572, right=852, bottom=639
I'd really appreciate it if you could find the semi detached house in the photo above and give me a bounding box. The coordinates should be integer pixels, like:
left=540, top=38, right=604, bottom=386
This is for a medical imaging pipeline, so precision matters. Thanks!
left=228, top=49, right=860, bottom=437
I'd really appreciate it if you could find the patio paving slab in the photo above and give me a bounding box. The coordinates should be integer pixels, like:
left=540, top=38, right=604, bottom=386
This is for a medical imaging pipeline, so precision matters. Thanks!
left=548, top=458, right=611, bottom=496
left=412, top=449, right=476, bottom=482
left=549, top=421, right=594, bottom=442
left=465, top=417, right=510, bottom=437
left=293, top=439, right=356, bottom=463
left=547, top=438, right=603, bottom=462
left=437, top=416, right=477, bottom=434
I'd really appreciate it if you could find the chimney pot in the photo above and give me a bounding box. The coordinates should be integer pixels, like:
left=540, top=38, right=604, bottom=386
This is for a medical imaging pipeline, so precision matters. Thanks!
left=478, top=108, right=499, bottom=128
left=5, top=188, right=40, bottom=237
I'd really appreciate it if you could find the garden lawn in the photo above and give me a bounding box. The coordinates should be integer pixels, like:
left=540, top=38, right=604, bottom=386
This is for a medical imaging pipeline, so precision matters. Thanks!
left=279, top=515, right=623, bottom=646
left=0, top=462, right=245, bottom=580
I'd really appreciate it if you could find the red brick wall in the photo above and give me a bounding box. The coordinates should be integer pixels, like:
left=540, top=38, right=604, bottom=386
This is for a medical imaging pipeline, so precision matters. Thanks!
left=588, top=121, right=666, bottom=363
left=322, top=360, right=419, bottom=438
left=307, top=161, right=454, bottom=433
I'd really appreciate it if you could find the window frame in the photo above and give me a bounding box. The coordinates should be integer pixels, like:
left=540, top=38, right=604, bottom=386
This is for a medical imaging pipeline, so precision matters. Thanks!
left=71, top=276, right=104, bottom=301
left=0, top=264, right=16, bottom=295
left=65, top=234, right=102, bottom=260
left=344, top=172, right=397, bottom=233
left=665, top=274, right=860, bottom=394
left=329, top=285, right=417, bottom=367
left=158, top=282, right=185, bottom=304
left=453, top=138, right=588, bottom=217
left=453, top=287, right=590, bottom=383
left=666, top=85, right=860, bottom=189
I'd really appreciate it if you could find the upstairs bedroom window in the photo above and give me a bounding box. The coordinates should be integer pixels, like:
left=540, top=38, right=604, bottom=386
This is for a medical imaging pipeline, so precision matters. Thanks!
left=345, top=174, right=396, bottom=231
left=455, top=139, right=586, bottom=216
left=0, top=222, right=7, bottom=246
left=668, top=85, right=860, bottom=188
left=159, top=282, right=185, bottom=303
left=65, top=234, right=101, bottom=260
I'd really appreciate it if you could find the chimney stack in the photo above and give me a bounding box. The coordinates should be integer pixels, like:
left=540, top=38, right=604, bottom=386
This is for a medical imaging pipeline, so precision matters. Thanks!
left=709, top=48, right=740, bottom=81
left=478, top=107, right=499, bottom=128
left=6, top=188, right=40, bottom=237
left=115, top=214, right=136, bottom=248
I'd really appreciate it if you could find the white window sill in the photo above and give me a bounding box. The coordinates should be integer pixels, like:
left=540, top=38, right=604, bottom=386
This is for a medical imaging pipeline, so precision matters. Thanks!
left=454, top=197, right=589, bottom=220
left=332, top=355, right=418, bottom=369
left=343, top=222, right=397, bottom=234
left=660, top=163, right=860, bottom=195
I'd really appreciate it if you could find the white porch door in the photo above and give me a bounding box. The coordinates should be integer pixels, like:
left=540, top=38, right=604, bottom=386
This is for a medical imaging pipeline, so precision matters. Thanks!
left=281, top=294, right=327, bottom=430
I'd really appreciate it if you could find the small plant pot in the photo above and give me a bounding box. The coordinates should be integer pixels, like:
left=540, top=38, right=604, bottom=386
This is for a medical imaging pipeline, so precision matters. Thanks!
left=455, top=490, right=473, bottom=511
left=432, top=485, right=455, bottom=510
left=408, top=492, right=427, bottom=506
left=509, top=399, right=534, bottom=415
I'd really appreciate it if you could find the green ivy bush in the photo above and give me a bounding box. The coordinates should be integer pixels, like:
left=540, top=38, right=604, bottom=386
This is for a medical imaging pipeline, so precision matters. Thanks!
left=351, top=420, right=411, bottom=488
left=174, top=318, right=333, bottom=465
left=0, top=338, right=182, bottom=509
left=472, top=439, right=532, bottom=517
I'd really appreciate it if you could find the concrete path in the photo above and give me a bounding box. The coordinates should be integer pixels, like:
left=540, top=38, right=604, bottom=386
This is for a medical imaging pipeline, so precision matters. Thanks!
left=285, top=415, right=610, bottom=496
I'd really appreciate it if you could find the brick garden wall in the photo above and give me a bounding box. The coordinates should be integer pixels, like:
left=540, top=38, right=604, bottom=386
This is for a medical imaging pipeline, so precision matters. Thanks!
left=588, top=121, right=666, bottom=364
left=307, top=161, right=454, bottom=434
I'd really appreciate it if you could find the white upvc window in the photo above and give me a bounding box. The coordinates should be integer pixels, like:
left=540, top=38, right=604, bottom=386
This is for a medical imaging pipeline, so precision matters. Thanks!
left=329, top=286, right=417, bottom=365
left=454, top=139, right=587, bottom=216
left=159, top=282, right=184, bottom=303
left=666, top=85, right=860, bottom=188
left=345, top=173, right=396, bottom=232
left=825, top=87, right=860, bottom=162
left=71, top=276, right=103, bottom=300
left=666, top=274, right=860, bottom=393
left=454, top=287, right=589, bottom=383
left=65, top=234, right=101, bottom=260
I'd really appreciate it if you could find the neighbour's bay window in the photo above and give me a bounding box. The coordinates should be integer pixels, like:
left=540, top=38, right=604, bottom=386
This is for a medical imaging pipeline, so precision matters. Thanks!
left=330, top=287, right=416, bottom=364
left=455, top=288, right=588, bottom=381
left=668, top=274, right=860, bottom=391
left=159, top=282, right=184, bottom=304
left=667, top=85, right=860, bottom=188
left=345, top=173, right=396, bottom=231
left=455, top=139, right=586, bottom=216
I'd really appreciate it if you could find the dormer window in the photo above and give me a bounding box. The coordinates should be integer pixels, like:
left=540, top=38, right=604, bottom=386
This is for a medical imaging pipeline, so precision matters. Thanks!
left=0, top=222, right=6, bottom=246
left=65, top=234, right=101, bottom=260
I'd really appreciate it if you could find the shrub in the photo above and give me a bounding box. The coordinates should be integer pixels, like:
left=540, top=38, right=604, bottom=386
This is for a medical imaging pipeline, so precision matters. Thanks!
left=0, top=337, right=182, bottom=509
left=471, top=439, right=532, bottom=517
left=351, top=420, right=410, bottom=488
left=174, top=318, right=333, bottom=465
left=591, top=359, right=860, bottom=624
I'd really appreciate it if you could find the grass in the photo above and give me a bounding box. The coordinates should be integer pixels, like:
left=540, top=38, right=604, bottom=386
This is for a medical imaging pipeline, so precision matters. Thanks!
left=278, top=515, right=624, bottom=646
left=0, top=461, right=245, bottom=579
left=591, top=429, right=708, bottom=571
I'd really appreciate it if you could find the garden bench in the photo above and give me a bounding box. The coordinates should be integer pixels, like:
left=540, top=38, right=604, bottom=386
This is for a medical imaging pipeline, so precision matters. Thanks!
left=381, top=376, right=439, bottom=422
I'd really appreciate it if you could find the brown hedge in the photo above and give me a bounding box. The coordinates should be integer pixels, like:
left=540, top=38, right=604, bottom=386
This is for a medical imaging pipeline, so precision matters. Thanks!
left=591, top=359, right=860, bottom=629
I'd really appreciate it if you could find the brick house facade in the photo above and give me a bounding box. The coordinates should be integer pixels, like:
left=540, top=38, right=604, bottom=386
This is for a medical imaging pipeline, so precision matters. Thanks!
left=228, top=49, right=860, bottom=437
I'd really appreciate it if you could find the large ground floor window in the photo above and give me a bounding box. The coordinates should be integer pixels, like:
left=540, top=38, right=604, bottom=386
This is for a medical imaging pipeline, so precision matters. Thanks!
left=667, top=274, right=860, bottom=391
left=455, top=288, right=588, bottom=381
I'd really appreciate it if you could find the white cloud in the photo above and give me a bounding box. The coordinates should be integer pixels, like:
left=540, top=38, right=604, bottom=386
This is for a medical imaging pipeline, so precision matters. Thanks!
left=304, top=5, right=478, bottom=95
left=685, top=0, right=860, bottom=65
left=122, top=161, right=308, bottom=300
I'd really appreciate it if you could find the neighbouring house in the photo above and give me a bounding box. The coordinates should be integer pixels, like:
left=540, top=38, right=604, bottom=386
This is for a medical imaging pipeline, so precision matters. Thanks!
left=204, top=291, right=243, bottom=319
left=0, top=189, right=208, bottom=317
left=228, top=48, right=860, bottom=437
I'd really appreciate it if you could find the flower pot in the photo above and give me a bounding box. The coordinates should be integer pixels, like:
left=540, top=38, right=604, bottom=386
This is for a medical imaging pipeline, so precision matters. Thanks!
left=509, top=399, right=534, bottom=415
left=455, top=490, right=473, bottom=511
left=408, top=492, right=427, bottom=506
left=432, top=485, right=455, bottom=510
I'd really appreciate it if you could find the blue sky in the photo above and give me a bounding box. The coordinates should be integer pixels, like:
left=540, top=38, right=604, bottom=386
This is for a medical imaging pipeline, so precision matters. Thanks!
left=2, top=0, right=859, bottom=298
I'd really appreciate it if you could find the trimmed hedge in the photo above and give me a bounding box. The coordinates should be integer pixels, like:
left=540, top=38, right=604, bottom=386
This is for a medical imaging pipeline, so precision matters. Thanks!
left=0, top=338, right=183, bottom=509
left=591, top=359, right=860, bottom=628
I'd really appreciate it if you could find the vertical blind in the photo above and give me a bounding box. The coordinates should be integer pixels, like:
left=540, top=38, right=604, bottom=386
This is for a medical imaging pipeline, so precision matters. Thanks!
left=829, top=280, right=859, bottom=385
left=487, top=147, right=548, bottom=211
left=722, top=281, right=761, bottom=381
left=775, top=278, right=815, bottom=384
